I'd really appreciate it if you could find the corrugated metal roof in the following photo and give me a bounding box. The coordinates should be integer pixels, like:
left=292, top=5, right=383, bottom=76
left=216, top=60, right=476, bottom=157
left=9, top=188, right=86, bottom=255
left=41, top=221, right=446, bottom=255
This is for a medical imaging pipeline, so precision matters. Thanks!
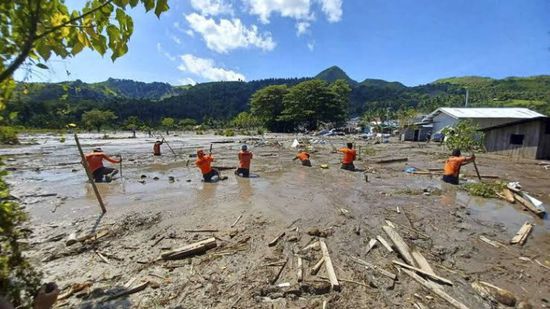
left=425, top=107, right=546, bottom=120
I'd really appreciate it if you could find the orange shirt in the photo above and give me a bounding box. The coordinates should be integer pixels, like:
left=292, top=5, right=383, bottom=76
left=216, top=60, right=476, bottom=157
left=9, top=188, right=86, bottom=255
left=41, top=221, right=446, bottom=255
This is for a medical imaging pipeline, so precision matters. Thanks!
left=196, top=155, right=214, bottom=174
left=339, top=148, right=356, bottom=164
left=238, top=151, right=253, bottom=169
left=296, top=151, right=310, bottom=161
left=443, top=156, right=466, bottom=177
left=85, top=152, right=120, bottom=172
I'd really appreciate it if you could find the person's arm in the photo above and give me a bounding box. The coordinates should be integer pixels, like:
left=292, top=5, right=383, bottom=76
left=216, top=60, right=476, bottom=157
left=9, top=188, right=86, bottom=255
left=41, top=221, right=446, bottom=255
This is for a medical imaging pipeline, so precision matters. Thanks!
left=103, top=154, right=121, bottom=164
left=460, top=155, right=475, bottom=165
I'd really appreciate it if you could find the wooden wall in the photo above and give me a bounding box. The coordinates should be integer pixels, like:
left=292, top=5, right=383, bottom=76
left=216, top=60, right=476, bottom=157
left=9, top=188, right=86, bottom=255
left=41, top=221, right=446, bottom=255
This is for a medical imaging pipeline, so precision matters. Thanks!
left=483, top=120, right=546, bottom=159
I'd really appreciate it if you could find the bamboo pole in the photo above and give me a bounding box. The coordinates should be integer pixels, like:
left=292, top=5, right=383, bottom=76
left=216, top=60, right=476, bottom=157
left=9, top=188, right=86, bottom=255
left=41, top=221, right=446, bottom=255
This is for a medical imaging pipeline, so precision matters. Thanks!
left=74, top=133, right=106, bottom=213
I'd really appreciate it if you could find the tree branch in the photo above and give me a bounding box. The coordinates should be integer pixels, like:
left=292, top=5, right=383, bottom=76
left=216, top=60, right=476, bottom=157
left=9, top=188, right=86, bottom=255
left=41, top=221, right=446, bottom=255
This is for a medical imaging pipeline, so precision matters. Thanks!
left=35, top=0, right=114, bottom=40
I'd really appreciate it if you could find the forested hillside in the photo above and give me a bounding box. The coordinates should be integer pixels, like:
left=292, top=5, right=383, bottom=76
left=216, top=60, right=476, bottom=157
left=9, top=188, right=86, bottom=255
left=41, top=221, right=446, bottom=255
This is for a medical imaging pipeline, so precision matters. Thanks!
left=5, top=66, right=550, bottom=130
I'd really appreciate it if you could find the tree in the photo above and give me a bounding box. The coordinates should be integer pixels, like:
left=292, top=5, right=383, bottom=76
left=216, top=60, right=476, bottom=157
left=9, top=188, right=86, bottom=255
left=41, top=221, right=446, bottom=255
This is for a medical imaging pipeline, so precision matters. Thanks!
left=442, top=120, right=485, bottom=152
left=160, top=117, right=175, bottom=135
left=178, top=118, right=197, bottom=130
left=123, top=115, right=141, bottom=138
left=396, top=108, right=417, bottom=131
left=0, top=0, right=170, bottom=109
left=82, top=109, right=117, bottom=132
left=231, top=111, right=261, bottom=129
left=250, top=84, right=289, bottom=132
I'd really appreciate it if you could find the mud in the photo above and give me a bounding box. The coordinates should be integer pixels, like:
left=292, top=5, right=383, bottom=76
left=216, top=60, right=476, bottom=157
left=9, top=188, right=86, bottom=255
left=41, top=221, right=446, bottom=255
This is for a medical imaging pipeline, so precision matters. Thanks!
left=2, top=132, right=550, bottom=308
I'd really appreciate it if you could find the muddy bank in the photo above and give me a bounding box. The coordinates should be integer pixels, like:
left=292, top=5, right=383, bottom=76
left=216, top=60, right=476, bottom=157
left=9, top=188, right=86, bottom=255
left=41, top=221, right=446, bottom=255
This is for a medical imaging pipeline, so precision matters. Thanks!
left=3, top=132, right=550, bottom=308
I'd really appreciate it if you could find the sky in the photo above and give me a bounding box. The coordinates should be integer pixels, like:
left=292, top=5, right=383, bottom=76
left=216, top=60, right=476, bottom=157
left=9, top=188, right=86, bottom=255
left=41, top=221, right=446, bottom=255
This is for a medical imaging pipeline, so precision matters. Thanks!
left=14, top=0, right=550, bottom=86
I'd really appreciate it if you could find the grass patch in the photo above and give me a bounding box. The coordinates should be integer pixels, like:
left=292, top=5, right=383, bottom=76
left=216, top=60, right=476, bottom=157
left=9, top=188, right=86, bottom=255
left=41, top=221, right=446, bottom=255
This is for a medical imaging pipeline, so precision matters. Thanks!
left=462, top=181, right=506, bottom=198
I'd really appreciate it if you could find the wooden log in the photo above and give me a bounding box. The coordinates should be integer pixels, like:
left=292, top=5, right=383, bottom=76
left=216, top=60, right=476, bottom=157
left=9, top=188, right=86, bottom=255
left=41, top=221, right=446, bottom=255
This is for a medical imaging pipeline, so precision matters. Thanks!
left=501, top=188, right=515, bottom=203
left=310, top=257, right=325, bottom=275
left=302, top=241, right=320, bottom=252
left=319, top=240, right=340, bottom=291
left=382, top=225, right=415, bottom=266
left=510, top=222, right=533, bottom=245
left=376, top=235, right=394, bottom=253
left=401, top=269, right=469, bottom=309
left=161, top=238, right=217, bottom=260
left=74, top=133, right=106, bottom=213
left=365, top=238, right=378, bottom=255
left=374, top=157, right=408, bottom=164
left=351, top=257, right=396, bottom=280
left=471, top=281, right=516, bottom=307
left=513, top=193, right=544, bottom=217
left=268, top=232, right=286, bottom=247
left=411, top=249, right=435, bottom=275
left=393, top=260, right=453, bottom=286
left=297, top=256, right=303, bottom=282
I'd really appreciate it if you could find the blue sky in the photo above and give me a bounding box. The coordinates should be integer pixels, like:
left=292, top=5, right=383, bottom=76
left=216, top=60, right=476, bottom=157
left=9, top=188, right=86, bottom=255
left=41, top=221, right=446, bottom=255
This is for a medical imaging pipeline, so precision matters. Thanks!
left=15, top=0, right=550, bottom=86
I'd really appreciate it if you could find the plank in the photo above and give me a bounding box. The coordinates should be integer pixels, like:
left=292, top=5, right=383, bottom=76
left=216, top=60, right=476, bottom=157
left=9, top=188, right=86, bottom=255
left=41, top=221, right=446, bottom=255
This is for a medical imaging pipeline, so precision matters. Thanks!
left=160, top=238, right=217, bottom=260
left=310, top=257, right=325, bottom=275
left=401, top=269, right=469, bottom=309
left=382, top=225, right=415, bottom=266
left=268, top=232, right=286, bottom=247
left=365, top=238, right=378, bottom=255
left=411, top=249, right=435, bottom=275
left=479, top=236, right=501, bottom=248
left=319, top=240, right=340, bottom=291
left=376, top=235, right=394, bottom=253
left=513, top=193, right=544, bottom=217
left=297, top=256, right=303, bottom=282
left=501, top=188, right=515, bottom=203
left=510, top=222, right=533, bottom=245
left=393, top=260, right=453, bottom=286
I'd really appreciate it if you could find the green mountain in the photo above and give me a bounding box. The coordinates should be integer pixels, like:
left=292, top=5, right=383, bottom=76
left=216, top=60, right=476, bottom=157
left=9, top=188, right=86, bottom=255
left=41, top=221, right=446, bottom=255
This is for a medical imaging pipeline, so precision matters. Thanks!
left=6, top=67, right=550, bottom=129
left=315, top=66, right=357, bottom=85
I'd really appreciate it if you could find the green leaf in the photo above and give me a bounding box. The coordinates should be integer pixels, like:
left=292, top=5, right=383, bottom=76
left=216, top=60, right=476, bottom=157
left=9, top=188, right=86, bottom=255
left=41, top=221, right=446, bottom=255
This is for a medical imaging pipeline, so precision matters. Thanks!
left=113, top=0, right=129, bottom=7
left=129, top=0, right=139, bottom=7
left=35, top=43, right=52, bottom=61
left=143, top=0, right=155, bottom=12
left=36, top=63, right=49, bottom=70
left=154, top=0, right=169, bottom=17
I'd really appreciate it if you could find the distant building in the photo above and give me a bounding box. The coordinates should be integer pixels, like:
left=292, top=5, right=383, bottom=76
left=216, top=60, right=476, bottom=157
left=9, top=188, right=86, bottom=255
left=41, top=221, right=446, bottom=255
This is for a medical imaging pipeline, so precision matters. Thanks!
left=419, top=107, right=549, bottom=159
left=403, top=115, right=431, bottom=141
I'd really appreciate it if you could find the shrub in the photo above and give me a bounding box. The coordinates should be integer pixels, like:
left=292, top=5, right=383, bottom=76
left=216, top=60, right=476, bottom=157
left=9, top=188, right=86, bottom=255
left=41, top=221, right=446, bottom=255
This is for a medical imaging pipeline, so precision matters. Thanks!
left=223, top=129, right=235, bottom=137
left=0, top=126, right=19, bottom=144
left=463, top=181, right=506, bottom=198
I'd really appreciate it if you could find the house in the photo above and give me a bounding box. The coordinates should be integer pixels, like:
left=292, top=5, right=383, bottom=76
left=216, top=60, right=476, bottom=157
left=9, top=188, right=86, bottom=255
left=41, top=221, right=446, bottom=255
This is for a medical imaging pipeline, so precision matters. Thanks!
left=403, top=115, right=431, bottom=141
left=422, top=107, right=545, bottom=133
left=481, top=117, right=550, bottom=160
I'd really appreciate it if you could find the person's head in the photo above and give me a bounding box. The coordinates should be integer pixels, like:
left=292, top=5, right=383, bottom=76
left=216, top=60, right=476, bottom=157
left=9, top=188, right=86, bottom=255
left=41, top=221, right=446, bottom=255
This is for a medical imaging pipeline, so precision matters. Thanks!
left=241, top=144, right=248, bottom=151
left=451, top=149, right=461, bottom=157
left=197, top=149, right=205, bottom=157
left=93, top=147, right=103, bottom=153
left=347, top=142, right=353, bottom=149
left=156, top=140, right=161, bottom=143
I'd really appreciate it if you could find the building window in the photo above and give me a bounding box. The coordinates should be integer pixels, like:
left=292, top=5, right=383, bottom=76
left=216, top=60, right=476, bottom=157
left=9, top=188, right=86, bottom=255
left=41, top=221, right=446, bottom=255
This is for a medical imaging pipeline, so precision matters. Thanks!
left=510, top=134, right=524, bottom=145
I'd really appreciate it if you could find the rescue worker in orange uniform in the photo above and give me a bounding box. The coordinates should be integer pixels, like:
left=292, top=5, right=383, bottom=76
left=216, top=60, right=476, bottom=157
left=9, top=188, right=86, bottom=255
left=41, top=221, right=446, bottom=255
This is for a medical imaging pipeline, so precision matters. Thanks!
left=339, top=142, right=357, bottom=171
left=85, top=148, right=121, bottom=182
left=153, top=139, right=164, bottom=156
left=235, top=145, right=253, bottom=177
left=195, top=149, right=220, bottom=182
left=293, top=151, right=312, bottom=167
left=442, top=149, right=475, bottom=185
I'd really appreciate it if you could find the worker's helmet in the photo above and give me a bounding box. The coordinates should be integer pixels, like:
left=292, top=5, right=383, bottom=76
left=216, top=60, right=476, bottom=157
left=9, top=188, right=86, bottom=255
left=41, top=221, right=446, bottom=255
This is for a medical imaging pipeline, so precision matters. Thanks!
left=241, top=144, right=248, bottom=151
left=93, top=147, right=103, bottom=152
left=197, top=149, right=205, bottom=157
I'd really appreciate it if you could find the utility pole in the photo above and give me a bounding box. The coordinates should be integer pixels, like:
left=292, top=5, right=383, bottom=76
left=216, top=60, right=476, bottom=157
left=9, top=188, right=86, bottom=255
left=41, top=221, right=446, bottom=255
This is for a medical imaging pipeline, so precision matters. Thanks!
left=465, top=88, right=469, bottom=107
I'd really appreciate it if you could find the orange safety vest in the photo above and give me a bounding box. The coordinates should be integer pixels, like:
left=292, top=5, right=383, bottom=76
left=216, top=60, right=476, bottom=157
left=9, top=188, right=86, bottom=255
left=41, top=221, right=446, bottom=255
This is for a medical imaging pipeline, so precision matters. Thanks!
left=339, top=148, right=356, bottom=164
left=443, top=156, right=466, bottom=177
left=238, top=151, right=253, bottom=169
left=196, top=155, right=214, bottom=174
left=297, top=151, right=310, bottom=161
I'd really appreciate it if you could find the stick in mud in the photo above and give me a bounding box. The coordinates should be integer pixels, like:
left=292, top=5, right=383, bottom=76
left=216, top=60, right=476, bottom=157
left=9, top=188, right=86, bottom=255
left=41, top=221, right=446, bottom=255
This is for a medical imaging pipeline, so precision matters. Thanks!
left=271, top=256, right=288, bottom=285
left=74, top=133, right=106, bottom=213
left=319, top=240, right=340, bottom=291
left=231, top=214, right=243, bottom=228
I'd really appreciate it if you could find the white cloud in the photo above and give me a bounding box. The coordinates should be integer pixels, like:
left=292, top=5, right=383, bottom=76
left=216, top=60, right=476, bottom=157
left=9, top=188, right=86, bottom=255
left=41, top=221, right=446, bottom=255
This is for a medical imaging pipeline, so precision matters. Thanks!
left=185, top=29, right=195, bottom=37
left=170, top=35, right=182, bottom=45
left=179, top=77, right=197, bottom=85
left=318, top=0, right=342, bottom=22
left=243, top=0, right=313, bottom=24
left=307, top=41, right=315, bottom=51
left=178, top=54, right=246, bottom=81
left=296, top=21, right=310, bottom=36
left=190, top=0, right=233, bottom=16
left=185, top=13, right=275, bottom=53
left=156, top=43, right=176, bottom=61
left=174, top=21, right=185, bottom=32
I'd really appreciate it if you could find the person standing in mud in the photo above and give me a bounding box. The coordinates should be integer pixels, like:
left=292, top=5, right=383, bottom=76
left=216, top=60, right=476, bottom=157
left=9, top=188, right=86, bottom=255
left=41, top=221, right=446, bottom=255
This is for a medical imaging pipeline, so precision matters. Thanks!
left=153, top=139, right=164, bottom=156
left=235, top=145, right=253, bottom=177
left=85, top=148, right=121, bottom=182
left=293, top=151, right=312, bottom=167
left=196, top=149, right=224, bottom=182
left=339, top=142, right=357, bottom=171
left=442, top=149, right=475, bottom=185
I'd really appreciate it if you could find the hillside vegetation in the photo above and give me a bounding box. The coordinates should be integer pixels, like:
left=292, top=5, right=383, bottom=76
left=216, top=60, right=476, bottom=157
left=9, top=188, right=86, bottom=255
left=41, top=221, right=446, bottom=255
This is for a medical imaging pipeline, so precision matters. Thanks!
left=5, top=67, right=550, bottom=130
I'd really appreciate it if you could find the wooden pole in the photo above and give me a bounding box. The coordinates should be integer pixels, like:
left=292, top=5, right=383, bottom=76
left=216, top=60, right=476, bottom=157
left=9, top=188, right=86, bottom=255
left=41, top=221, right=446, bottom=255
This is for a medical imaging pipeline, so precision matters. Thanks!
left=470, top=151, right=482, bottom=181
left=159, top=135, right=177, bottom=156
left=74, top=133, right=106, bottom=213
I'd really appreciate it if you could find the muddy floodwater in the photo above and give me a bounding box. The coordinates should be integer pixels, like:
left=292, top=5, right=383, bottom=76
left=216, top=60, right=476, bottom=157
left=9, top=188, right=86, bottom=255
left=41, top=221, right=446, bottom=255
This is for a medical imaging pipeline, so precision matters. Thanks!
left=2, top=132, right=550, bottom=308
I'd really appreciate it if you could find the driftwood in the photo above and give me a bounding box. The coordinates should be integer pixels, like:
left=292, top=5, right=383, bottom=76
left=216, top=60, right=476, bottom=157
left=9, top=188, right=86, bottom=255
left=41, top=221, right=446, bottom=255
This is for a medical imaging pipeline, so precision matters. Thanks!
left=376, top=235, right=394, bottom=253
left=411, top=249, right=435, bottom=275
left=160, top=238, right=217, bottom=260
left=365, top=238, right=378, bottom=255
left=393, top=260, right=453, bottom=286
left=501, top=188, right=515, bottom=203
left=513, top=193, right=544, bottom=217
left=297, top=256, right=303, bottom=282
left=231, top=215, right=243, bottom=228
left=401, top=269, right=469, bottom=309
left=103, top=281, right=149, bottom=302
left=471, top=281, right=516, bottom=307
left=351, top=257, right=396, bottom=280
left=268, top=232, right=286, bottom=247
left=319, top=240, right=340, bottom=291
left=479, top=236, right=502, bottom=248
left=310, top=257, right=325, bottom=275
left=382, top=225, right=415, bottom=266
left=510, top=222, right=533, bottom=245
left=301, top=241, right=320, bottom=252
left=271, top=257, right=288, bottom=285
